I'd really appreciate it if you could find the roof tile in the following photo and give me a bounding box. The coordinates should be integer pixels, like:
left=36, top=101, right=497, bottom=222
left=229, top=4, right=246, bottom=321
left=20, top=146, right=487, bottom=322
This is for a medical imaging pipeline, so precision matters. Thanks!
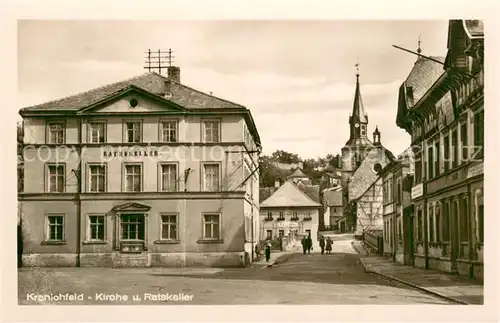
left=21, top=72, right=244, bottom=112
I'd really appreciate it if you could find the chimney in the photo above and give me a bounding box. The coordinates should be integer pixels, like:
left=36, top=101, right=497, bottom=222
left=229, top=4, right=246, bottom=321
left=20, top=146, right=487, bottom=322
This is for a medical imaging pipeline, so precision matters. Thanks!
left=167, top=66, right=180, bottom=83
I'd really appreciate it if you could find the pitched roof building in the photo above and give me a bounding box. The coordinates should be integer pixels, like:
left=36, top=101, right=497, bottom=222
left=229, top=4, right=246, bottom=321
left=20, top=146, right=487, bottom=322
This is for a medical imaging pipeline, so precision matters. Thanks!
left=18, top=66, right=262, bottom=268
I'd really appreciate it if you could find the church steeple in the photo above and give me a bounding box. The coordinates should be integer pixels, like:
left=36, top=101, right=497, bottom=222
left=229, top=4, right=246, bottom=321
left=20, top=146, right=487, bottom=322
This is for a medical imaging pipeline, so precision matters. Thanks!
left=349, top=61, right=368, bottom=139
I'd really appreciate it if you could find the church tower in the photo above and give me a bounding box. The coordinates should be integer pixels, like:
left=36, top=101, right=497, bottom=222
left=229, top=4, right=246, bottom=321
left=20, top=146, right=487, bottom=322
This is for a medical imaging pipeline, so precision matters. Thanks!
left=340, top=64, right=374, bottom=187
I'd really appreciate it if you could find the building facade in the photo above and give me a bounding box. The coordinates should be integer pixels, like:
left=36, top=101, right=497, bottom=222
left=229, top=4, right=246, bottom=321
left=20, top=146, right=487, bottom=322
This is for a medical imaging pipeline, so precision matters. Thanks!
left=259, top=180, right=321, bottom=249
left=396, top=20, right=484, bottom=280
left=18, top=68, right=262, bottom=268
left=380, top=151, right=412, bottom=264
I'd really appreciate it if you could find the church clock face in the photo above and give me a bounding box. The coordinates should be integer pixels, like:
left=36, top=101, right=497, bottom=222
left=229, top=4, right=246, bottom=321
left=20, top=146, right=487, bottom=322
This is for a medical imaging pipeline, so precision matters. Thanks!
left=355, top=123, right=360, bottom=128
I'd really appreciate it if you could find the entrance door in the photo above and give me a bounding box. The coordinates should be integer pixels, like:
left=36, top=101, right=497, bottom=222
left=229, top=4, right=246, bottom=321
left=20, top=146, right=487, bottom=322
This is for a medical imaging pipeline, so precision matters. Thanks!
left=408, top=215, right=415, bottom=266
left=450, top=200, right=459, bottom=272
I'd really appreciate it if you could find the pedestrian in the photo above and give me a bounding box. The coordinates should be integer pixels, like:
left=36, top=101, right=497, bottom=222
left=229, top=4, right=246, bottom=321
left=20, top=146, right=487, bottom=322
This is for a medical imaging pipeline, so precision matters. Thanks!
left=301, top=236, right=307, bottom=254
left=306, top=235, right=313, bottom=254
left=265, top=240, right=271, bottom=262
left=255, top=243, right=261, bottom=260
left=319, top=236, right=325, bottom=255
left=326, top=237, right=333, bottom=254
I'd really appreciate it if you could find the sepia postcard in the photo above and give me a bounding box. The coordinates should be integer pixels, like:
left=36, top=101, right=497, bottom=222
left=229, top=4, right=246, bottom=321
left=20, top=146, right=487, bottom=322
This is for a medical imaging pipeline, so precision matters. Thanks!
left=2, top=1, right=499, bottom=322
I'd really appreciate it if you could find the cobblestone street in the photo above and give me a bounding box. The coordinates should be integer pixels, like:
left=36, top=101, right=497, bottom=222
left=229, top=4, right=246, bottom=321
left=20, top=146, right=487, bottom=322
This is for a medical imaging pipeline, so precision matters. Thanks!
left=18, top=237, right=452, bottom=305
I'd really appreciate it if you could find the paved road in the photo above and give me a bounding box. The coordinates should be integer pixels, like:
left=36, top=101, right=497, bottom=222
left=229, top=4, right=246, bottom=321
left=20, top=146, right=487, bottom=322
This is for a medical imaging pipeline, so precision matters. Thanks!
left=18, top=236, right=452, bottom=305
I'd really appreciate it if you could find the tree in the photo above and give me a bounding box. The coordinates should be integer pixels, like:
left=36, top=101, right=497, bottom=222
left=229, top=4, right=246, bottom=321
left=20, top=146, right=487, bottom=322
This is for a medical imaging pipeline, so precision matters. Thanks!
left=270, top=150, right=300, bottom=164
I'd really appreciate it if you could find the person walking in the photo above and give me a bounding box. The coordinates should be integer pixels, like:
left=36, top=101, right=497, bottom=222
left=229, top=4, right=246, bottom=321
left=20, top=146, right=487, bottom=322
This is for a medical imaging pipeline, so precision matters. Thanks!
left=326, top=237, right=333, bottom=254
left=319, top=236, right=326, bottom=255
left=306, top=235, right=313, bottom=254
left=301, top=236, right=307, bottom=254
left=265, top=240, right=272, bottom=262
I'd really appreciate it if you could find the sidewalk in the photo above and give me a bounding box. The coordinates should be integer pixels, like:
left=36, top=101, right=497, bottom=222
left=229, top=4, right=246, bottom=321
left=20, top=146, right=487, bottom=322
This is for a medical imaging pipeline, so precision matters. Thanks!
left=352, top=241, right=484, bottom=305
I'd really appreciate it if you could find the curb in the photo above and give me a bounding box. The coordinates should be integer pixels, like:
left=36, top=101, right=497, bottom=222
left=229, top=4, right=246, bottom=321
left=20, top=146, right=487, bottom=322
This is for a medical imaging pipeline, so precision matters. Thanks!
left=358, top=258, right=469, bottom=305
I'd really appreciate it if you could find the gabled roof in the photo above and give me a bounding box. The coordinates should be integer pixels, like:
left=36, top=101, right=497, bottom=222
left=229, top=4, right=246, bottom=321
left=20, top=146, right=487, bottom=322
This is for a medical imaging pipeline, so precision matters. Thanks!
left=348, top=145, right=395, bottom=202
left=404, top=56, right=446, bottom=109
left=260, top=180, right=321, bottom=208
left=322, top=189, right=343, bottom=206
left=20, top=72, right=244, bottom=112
left=463, top=20, right=484, bottom=39
left=287, top=168, right=308, bottom=179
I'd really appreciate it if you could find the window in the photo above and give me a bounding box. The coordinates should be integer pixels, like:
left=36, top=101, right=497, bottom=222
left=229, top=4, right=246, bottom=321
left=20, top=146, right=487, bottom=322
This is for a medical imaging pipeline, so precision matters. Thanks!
left=451, top=129, right=458, bottom=168
left=121, top=214, right=145, bottom=240
left=203, top=120, right=220, bottom=143
left=434, top=141, right=440, bottom=176
left=203, top=214, right=221, bottom=239
left=427, top=145, right=434, bottom=179
left=46, top=215, right=64, bottom=241
left=160, top=164, right=177, bottom=192
left=160, top=214, right=178, bottom=240
left=278, top=212, right=284, bottom=220
left=442, top=201, right=450, bottom=241
left=161, top=121, right=177, bottom=142
left=460, top=123, right=468, bottom=163
left=474, top=110, right=484, bottom=158
left=125, top=121, right=141, bottom=143
left=89, top=164, right=106, bottom=192
left=266, top=230, right=272, bottom=239
left=89, top=122, right=106, bottom=143
left=279, top=230, right=284, bottom=238
left=444, top=135, right=450, bottom=172
left=47, top=122, right=64, bottom=144
left=88, top=215, right=105, bottom=241
left=47, top=164, right=65, bottom=193
left=125, top=164, right=142, bottom=192
left=435, top=204, right=441, bottom=242
left=429, top=206, right=434, bottom=242
left=291, top=211, right=298, bottom=219
left=459, top=198, right=469, bottom=242
left=333, top=207, right=337, bottom=213
left=396, top=177, right=402, bottom=204
left=203, top=163, right=220, bottom=191
left=415, top=150, right=422, bottom=183
left=361, top=125, right=366, bottom=136
left=304, top=211, right=311, bottom=219
left=266, top=211, right=272, bottom=219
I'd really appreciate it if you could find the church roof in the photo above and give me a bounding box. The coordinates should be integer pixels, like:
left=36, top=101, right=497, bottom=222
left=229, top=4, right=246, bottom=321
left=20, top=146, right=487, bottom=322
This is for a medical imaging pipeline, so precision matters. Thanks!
left=260, top=180, right=321, bottom=208
left=287, top=168, right=308, bottom=178
left=350, top=74, right=368, bottom=124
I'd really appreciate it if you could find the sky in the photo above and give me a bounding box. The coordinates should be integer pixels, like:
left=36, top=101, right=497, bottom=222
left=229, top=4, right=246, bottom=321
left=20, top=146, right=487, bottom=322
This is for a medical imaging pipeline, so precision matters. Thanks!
left=18, top=20, right=449, bottom=159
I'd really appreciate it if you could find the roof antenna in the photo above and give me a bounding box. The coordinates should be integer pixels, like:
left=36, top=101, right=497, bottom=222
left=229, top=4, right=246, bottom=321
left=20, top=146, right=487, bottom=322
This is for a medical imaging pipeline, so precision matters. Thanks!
left=144, top=49, right=174, bottom=75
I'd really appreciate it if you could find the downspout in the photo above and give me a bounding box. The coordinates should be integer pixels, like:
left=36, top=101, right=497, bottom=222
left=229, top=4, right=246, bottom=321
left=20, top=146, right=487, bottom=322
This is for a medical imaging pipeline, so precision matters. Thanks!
left=423, top=184, right=428, bottom=270
left=76, top=117, right=83, bottom=267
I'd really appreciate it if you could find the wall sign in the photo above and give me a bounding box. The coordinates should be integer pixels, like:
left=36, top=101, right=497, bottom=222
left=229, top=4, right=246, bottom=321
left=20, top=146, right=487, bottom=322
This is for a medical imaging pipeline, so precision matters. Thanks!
left=103, top=148, right=159, bottom=158
left=411, top=183, right=423, bottom=200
